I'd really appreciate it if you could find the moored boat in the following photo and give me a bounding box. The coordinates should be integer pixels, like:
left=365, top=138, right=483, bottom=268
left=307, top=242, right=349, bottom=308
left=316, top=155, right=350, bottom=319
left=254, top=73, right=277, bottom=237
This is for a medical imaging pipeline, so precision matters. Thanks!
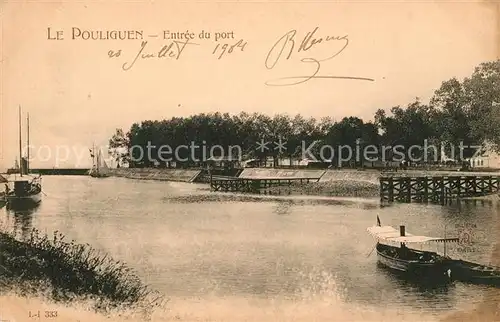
left=89, top=144, right=110, bottom=178
left=0, top=174, right=7, bottom=204
left=450, top=259, right=500, bottom=286
left=5, top=174, right=42, bottom=208
left=368, top=216, right=459, bottom=282
left=0, top=189, right=6, bottom=208
left=4, top=106, right=43, bottom=209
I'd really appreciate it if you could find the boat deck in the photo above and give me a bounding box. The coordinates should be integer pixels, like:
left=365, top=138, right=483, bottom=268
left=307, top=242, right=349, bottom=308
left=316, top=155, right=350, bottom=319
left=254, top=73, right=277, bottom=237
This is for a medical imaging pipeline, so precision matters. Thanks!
left=2, top=173, right=41, bottom=182
left=377, top=243, right=443, bottom=263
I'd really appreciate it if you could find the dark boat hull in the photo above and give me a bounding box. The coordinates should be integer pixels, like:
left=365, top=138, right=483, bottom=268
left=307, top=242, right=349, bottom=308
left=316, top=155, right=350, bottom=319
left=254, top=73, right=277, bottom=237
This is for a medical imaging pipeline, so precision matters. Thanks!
left=6, top=178, right=43, bottom=209
left=376, top=243, right=452, bottom=282
left=6, top=192, right=42, bottom=208
left=451, top=260, right=500, bottom=286
left=0, top=192, right=6, bottom=208
left=90, top=174, right=109, bottom=178
left=89, top=170, right=109, bottom=178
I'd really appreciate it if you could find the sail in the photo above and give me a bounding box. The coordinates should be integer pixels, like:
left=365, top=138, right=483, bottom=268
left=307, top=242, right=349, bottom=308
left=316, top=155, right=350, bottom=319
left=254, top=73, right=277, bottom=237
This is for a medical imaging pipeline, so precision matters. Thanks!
left=89, top=145, right=110, bottom=177
left=99, top=150, right=109, bottom=169
left=97, top=150, right=109, bottom=174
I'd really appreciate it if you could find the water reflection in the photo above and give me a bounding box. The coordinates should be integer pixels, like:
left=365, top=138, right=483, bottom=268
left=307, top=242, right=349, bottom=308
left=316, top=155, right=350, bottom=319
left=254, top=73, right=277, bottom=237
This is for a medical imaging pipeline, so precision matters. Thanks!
left=6, top=202, right=40, bottom=240
left=0, top=176, right=494, bottom=319
left=376, top=262, right=452, bottom=290
left=273, top=200, right=293, bottom=215
left=374, top=263, right=457, bottom=310
left=165, top=192, right=381, bottom=209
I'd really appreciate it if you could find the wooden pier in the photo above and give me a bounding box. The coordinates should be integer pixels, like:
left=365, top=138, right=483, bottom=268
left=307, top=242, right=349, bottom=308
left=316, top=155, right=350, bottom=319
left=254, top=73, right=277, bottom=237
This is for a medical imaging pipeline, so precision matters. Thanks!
left=380, top=175, right=500, bottom=204
left=210, top=176, right=319, bottom=194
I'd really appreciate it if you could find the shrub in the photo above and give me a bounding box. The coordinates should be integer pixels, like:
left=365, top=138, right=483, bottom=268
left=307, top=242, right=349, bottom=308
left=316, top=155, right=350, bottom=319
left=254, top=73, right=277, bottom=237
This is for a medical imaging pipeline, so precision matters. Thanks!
left=0, top=228, right=165, bottom=316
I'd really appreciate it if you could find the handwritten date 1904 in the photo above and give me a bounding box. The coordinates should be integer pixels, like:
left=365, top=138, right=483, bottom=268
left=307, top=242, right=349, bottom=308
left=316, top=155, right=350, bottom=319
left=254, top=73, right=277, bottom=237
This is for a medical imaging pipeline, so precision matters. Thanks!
left=212, top=39, right=247, bottom=59
left=111, top=38, right=247, bottom=71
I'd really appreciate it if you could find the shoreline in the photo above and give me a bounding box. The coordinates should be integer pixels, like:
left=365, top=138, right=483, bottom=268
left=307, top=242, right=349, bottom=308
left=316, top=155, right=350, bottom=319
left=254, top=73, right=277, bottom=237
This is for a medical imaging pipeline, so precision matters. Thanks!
left=0, top=228, right=163, bottom=319
left=265, top=180, right=380, bottom=198
left=104, top=167, right=500, bottom=184
left=103, top=167, right=500, bottom=199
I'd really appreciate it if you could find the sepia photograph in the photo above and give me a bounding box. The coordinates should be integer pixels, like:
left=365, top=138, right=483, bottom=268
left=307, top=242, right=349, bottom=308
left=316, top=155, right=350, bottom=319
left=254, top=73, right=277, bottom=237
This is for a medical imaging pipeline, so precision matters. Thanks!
left=0, top=1, right=499, bottom=321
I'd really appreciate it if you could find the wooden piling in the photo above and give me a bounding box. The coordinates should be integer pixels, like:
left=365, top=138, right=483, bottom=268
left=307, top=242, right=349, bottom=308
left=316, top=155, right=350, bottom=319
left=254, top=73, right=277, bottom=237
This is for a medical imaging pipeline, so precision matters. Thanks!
left=379, top=175, right=500, bottom=204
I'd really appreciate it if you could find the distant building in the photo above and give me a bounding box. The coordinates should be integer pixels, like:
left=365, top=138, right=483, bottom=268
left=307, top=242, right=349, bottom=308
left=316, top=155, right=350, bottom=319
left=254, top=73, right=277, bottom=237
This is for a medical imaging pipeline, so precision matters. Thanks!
left=7, top=157, right=28, bottom=174
left=363, top=159, right=400, bottom=168
left=467, top=142, right=500, bottom=169
left=298, top=158, right=332, bottom=168
left=205, top=156, right=242, bottom=169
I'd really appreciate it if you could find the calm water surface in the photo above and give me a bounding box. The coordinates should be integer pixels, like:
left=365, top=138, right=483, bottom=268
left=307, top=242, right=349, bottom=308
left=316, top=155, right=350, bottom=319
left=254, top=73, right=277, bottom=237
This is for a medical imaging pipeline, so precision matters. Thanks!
left=1, top=176, right=499, bottom=321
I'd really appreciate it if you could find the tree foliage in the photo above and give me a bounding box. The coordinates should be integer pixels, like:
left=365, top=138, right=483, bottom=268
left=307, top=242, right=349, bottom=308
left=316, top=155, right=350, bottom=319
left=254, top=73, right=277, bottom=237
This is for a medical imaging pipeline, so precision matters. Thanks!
left=109, top=60, right=500, bottom=167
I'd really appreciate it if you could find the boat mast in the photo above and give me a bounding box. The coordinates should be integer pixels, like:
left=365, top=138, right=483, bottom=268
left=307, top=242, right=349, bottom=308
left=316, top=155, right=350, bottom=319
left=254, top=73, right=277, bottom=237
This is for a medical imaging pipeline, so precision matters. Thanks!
left=27, top=112, right=30, bottom=174
left=18, top=105, right=23, bottom=177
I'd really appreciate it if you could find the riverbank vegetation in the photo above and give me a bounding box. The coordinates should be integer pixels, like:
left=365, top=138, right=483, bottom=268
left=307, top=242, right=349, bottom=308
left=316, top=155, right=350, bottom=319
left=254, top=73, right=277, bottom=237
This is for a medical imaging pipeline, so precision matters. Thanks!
left=108, top=60, right=500, bottom=167
left=0, top=227, right=164, bottom=317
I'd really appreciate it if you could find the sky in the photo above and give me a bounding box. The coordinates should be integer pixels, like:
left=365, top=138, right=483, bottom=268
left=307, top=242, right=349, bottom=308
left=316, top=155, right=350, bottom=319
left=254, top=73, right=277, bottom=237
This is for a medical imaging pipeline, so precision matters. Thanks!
left=0, top=1, right=498, bottom=169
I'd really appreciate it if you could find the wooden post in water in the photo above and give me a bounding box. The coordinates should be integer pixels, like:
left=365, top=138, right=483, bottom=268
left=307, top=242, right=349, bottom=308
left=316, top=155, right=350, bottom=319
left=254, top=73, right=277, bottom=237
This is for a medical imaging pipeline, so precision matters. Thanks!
left=379, top=178, right=384, bottom=202
left=388, top=177, right=394, bottom=202
left=379, top=175, right=500, bottom=205
left=422, top=177, right=429, bottom=203
left=440, top=178, right=445, bottom=205
left=405, top=178, right=411, bottom=202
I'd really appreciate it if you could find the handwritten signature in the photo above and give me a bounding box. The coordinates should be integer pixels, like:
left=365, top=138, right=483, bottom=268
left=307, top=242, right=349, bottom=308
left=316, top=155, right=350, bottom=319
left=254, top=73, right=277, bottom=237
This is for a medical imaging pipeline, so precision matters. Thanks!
left=120, top=39, right=199, bottom=71
left=265, top=27, right=374, bottom=86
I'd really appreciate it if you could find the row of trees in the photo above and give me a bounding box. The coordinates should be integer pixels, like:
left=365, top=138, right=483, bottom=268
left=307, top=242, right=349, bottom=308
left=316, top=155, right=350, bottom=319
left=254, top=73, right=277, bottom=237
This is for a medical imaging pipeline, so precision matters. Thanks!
left=109, top=60, right=500, bottom=168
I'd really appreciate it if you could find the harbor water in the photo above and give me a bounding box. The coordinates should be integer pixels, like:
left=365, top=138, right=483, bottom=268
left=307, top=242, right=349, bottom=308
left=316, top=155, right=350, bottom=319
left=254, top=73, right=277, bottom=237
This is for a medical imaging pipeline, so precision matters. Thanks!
left=1, top=175, right=499, bottom=321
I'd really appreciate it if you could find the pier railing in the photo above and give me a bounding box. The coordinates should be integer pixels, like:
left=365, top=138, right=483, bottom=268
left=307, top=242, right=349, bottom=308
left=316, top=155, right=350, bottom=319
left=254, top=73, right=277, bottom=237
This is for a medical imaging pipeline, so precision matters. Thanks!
left=380, top=175, right=500, bottom=204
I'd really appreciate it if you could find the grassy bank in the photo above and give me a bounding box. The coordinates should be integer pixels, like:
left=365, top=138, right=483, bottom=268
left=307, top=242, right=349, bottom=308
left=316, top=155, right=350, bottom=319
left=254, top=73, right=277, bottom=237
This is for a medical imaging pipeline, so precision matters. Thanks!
left=0, top=227, right=164, bottom=317
left=267, top=180, right=380, bottom=198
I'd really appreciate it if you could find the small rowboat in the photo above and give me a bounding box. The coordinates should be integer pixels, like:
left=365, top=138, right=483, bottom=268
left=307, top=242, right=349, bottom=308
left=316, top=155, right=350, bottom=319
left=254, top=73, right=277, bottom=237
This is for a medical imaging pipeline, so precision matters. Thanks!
left=451, top=259, right=500, bottom=286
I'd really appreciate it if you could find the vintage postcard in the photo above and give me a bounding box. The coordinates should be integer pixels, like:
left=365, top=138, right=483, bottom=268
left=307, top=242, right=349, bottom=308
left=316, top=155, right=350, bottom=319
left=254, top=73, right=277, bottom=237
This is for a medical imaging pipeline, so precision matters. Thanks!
left=0, top=1, right=499, bottom=321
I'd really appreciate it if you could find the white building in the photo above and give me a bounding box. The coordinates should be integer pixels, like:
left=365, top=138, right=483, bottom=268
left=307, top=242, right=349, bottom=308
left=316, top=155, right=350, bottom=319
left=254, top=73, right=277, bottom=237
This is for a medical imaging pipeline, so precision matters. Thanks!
left=468, top=142, right=500, bottom=169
